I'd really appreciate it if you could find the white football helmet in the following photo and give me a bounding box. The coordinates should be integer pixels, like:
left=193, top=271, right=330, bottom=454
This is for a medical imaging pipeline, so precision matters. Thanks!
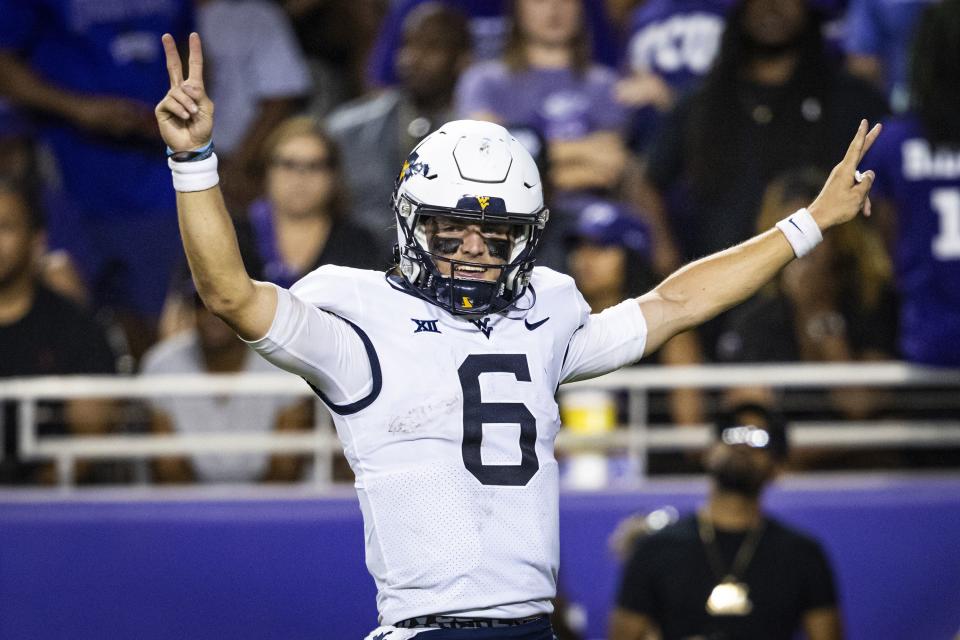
left=391, top=120, right=549, bottom=315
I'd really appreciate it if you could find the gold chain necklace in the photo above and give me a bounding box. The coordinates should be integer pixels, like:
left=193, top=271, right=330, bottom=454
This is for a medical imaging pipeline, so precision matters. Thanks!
left=698, top=512, right=766, bottom=616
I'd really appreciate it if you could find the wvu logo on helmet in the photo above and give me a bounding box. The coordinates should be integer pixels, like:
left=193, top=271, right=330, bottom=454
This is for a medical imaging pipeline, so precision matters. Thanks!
left=455, top=195, right=507, bottom=213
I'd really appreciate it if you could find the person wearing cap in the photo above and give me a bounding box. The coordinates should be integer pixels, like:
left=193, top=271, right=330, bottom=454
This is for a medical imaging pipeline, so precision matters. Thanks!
left=565, top=199, right=706, bottom=429
left=564, top=198, right=656, bottom=312
left=610, top=403, right=842, bottom=640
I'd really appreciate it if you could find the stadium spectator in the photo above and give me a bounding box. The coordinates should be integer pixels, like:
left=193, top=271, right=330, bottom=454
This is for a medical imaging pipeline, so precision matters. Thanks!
left=196, top=0, right=312, bottom=208
left=283, top=0, right=387, bottom=115
left=0, top=180, right=118, bottom=485
left=244, top=116, right=385, bottom=285
left=635, top=0, right=887, bottom=277
left=143, top=291, right=310, bottom=484
left=715, top=168, right=898, bottom=419
left=843, top=0, right=938, bottom=113
left=159, top=116, right=382, bottom=337
left=632, top=0, right=891, bottom=366
left=862, top=0, right=960, bottom=367
left=327, top=2, right=472, bottom=258
left=0, top=112, right=88, bottom=307
left=0, top=99, right=31, bottom=181
left=564, top=199, right=705, bottom=426
left=157, top=28, right=879, bottom=636
left=456, top=0, right=638, bottom=276
left=621, top=0, right=731, bottom=93
left=367, top=0, right=619, bottom=89
left=610, top=403, right=842, bottom=640
left=616, top=0, right=732, bottom=151
left=564, top=199, right=655, bottom=312
left=0, top=0, right=193, bottom=361
left=455, top=0, right=630, bottom=197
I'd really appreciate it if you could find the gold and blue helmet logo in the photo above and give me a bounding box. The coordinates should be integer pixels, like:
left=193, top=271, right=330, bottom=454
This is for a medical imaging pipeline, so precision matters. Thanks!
left=397, top=151, right=432, bottom=186
left=455, top=195, right=506, bottom=213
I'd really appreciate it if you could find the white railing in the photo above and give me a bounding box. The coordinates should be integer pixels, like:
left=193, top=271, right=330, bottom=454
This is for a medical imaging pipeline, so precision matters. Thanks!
left=1, top=362, right=959, bottom=487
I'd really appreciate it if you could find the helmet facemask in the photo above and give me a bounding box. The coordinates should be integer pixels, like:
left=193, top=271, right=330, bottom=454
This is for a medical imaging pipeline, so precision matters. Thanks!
left=395, top=194, right=546, bottom=315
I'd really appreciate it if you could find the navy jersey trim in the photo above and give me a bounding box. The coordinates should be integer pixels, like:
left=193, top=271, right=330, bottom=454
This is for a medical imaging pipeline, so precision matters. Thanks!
left=304, top=315, right=382, bottom=415
left=557, top=324, right=585, bottom=391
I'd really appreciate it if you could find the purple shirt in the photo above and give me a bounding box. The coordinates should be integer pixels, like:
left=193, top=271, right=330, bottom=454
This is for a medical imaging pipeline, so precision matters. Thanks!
left=863, top=114, right=960, bottom=365
left=624, top=0, right=732, bottom=91
left=455, top=61, right=627, bottom=141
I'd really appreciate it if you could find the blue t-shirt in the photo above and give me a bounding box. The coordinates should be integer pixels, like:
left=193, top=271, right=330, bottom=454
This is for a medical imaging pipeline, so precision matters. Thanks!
left=863, top=114, right=960, bottom=365
left=0, top=0, right=193, bottom=217
left=366, top=0, right=619, bottom=87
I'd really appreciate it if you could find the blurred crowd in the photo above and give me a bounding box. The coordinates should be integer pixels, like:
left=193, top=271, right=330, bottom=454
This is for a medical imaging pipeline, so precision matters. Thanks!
left=1, top=0, right=959, bottom=485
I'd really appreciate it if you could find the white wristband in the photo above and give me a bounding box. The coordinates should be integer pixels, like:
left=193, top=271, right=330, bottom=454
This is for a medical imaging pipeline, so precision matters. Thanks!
left=168, top=153, right=219, bottom=192
left=775, top=207, right=823, bottom=258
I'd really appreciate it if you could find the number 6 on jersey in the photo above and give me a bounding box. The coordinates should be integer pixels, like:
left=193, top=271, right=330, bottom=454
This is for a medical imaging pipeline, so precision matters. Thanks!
left=458, top=354, right=539, bottom=486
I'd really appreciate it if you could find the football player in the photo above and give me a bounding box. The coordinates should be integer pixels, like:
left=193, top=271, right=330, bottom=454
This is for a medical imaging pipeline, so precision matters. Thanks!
left=156, top=32, right=880, bottom=640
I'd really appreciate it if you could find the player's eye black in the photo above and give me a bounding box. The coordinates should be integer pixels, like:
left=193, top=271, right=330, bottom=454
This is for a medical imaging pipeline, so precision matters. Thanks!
left=485, top=238, right=511, bottom=260
left=429, top=236, right=511, bottom=260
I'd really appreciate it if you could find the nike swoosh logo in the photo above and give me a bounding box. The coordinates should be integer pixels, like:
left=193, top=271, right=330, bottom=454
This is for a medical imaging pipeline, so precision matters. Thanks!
left=525, top=317, right=550, bottom=331
left=788, top=218, right=803, bottom=234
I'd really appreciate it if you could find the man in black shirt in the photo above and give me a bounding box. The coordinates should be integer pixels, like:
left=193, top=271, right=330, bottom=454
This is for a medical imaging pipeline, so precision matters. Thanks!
left=0, top=179, right=116, bottom=484
left=610, top=404, right=841, bottom=640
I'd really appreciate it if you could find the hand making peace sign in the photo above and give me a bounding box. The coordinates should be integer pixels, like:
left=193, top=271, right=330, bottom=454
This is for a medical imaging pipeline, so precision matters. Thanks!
left=807, top=119, right=883, bottom=230
left=155, top=32, right=214, bottom=153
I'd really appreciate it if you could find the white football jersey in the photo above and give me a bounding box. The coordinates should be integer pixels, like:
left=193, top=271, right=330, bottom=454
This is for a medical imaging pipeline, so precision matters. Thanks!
left=250, top=265, right=648, bottom=625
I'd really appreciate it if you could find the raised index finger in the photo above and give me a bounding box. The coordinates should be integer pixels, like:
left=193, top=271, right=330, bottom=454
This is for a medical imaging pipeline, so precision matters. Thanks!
left=186, top=32, right=204, bottom=89
left=161, top=33, right=183, bottom=87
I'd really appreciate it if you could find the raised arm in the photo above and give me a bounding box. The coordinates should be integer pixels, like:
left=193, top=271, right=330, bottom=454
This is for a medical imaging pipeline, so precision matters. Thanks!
left=155, top=33, right=275, bottom=340
left=638, top=120, right=882, bottom=356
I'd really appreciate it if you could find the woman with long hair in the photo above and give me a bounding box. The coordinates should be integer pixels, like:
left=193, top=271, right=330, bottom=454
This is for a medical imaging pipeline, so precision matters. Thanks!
left=717, top=167, right=898, bottom=420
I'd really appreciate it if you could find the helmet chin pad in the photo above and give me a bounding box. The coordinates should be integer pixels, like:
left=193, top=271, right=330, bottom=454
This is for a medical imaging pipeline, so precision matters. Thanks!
left=434, top=273, right=503, bottom=314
